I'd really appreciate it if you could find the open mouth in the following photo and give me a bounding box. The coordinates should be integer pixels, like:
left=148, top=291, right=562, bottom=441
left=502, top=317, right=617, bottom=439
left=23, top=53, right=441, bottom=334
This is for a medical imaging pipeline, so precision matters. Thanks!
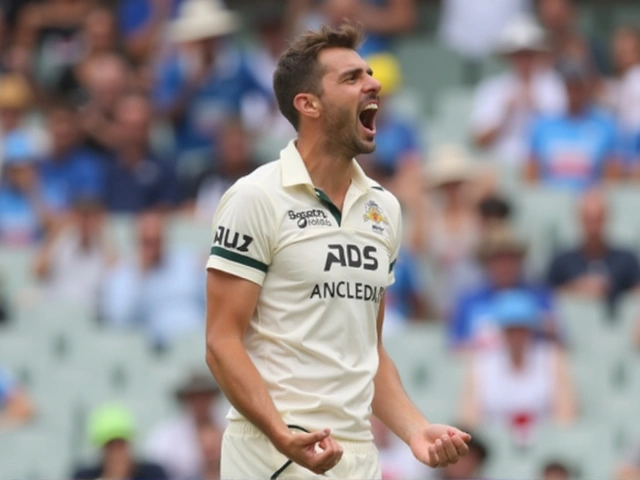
left=358, top=102, right=378, bottom=136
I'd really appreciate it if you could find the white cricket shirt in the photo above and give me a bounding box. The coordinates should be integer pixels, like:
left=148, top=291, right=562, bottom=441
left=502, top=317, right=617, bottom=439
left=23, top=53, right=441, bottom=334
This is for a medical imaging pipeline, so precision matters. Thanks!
left=206, top=140, right=402, bottom=441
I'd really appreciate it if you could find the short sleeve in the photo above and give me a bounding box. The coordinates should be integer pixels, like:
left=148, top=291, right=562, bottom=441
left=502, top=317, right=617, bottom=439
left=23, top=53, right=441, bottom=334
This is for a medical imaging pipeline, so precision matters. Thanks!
left=387, top=197, right=403, bottom=286
left=470, top=79, right=507, bottom=133
left=206, top=182, right=275, bottom=286
left=0, top=366, right=16, bottom=406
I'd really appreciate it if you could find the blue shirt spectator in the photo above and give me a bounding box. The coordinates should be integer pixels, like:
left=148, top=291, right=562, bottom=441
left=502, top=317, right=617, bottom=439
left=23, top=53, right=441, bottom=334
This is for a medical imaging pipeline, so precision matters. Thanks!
left=527, top=59, right=620, bottom=190
left=386, top=247, right=426, bottom=321
left=154, top=2, right=271, bottom=162
left=0, top=364, right=34, bottom=425
left=0, top=132, right=47, bottom=245
left=39, top=105, right=105, bottom=212
left=0, top=366, right=15, bottom=408
left=117, top=0, right=184, bottom=39
left=448, top=224, right=558, bottom=349
left=105, top=93, right=178, bottom=213
left=101, top=212, right=205, bottom=347
left=450, top=282, right=555, bottom=348
left=529, top=108, right=617, bottom=192
left=104, top=154, right=177, bottom=213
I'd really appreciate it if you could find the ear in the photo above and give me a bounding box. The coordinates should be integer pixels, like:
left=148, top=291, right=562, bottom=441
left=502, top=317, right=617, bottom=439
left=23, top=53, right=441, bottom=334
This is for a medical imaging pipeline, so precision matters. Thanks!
left=293, top=93, right=321, bottom=122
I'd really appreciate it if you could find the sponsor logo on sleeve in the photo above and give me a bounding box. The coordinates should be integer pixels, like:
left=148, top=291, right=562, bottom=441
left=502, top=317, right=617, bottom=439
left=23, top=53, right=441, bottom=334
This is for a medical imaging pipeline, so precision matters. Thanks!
left=213, top=226, right=253, bottom=252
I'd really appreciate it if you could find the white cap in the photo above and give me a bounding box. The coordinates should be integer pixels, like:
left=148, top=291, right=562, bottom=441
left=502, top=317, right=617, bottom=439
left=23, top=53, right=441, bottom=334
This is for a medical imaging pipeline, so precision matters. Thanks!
left=168, top=0, right=239, bottom=43
left=495, top=15, right=549, bottom=55
left=426, top=144, right=476, bottom=188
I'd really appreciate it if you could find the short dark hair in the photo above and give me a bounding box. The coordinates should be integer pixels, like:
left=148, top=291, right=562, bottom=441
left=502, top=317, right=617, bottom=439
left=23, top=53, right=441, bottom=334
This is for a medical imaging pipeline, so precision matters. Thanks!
left=479, top=195, right=512, bottom=221
left=273, top=23, right=364, bottom=130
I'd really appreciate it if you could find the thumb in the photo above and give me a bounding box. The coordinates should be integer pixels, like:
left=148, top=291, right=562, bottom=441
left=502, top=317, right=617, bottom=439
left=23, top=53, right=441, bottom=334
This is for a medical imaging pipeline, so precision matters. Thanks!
left=448, top=428, right=472, bottom=442
left=297, top=428, right=331, bottom=446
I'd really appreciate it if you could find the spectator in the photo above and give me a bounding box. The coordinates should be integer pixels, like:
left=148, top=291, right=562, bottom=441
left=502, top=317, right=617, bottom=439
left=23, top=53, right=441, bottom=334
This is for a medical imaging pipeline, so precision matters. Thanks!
left=33, top=197, right=114, bottom=309
left=471, top=15, right=566, bottom=165
left=438, top=0, right=531, bottom=59
left=192, top=422, right=222, bottom=480
left=243, top=7, right=291, bottom=134
left=459, top=291, right=576, bottom=444
left=117, top=0, right=184, bottom=63
left=0, top=364, right=34, bottom=428
left=371, top=416, right=430, bottom=479
left=358, top=53, right=422, bottom=193
left=73, top=403, right=168, bottom=480
left=547, top=190, right=640, bottom=312
left=606, top=26, right=640, bottom=166
left=154, top=0, right=271, bottom=167
left=526, top=59, right=619, bottom=192
left=101, top=211, right=205, bottom=347
left=79, top=53, right=132, bottom=154
left=0, top=132, right=53, bottom=245
left=542, top=460, right=574, bottom=480
left=187, top=118, right=257, bottom=222
left=410, top=145, right=484, bottom=319
left=58, top=7, right=121, bottom=102
left=449, top=224, right=557, bottom=349
left=383, top=247, right=428, bottom=332
left=146, top=372, right=223, bottom=480
left=0, top=74, right=46, bottom=156
left=15, top=0, right=96, bottom=97
left=104, top=93, right=178, bottom=213
left=426, top=433, right=489, bottom=480
left=39, top=104, right=104, bottom=214
left=537, top=0, right=608, bottom=75
left=287, top=0, right=417, bottom=57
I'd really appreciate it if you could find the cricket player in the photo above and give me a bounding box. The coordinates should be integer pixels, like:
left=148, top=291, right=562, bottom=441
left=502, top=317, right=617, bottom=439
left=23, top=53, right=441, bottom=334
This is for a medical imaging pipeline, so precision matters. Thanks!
left=205, top=22, right=471, bottom=479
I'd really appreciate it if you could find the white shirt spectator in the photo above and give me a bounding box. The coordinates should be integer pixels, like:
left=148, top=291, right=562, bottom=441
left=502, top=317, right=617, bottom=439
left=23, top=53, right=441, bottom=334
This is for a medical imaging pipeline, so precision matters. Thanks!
left=471, top=68, right=567, bottom=164
left=146, top=414, right=206, bottom=480
left=439, top=0, right=532, bottom=58
left=39, top=228, right=110, bottom=307
left=613, top=65, right=640, bottom=133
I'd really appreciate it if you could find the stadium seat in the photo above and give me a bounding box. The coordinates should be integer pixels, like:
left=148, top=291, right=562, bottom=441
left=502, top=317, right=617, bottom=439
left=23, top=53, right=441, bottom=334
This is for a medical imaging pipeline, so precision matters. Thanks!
left=384, top=323, right=466, bottom=422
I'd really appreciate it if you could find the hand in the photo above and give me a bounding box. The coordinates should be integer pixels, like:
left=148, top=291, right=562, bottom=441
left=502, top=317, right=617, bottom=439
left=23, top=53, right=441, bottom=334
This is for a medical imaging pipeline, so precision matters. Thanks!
left=274, top=428, right=344, bottom=475
left=409, top=425, right=471, bottom=468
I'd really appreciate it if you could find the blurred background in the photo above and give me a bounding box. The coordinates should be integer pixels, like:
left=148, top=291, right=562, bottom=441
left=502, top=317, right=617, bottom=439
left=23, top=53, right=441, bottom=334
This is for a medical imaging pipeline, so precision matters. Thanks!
left=2, top=0, right=640, bottom=479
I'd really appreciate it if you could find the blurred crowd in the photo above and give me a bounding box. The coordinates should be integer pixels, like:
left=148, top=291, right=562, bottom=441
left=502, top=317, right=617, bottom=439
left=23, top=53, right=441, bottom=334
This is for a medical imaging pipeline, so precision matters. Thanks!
left=2, top=0, right=640, bottom=479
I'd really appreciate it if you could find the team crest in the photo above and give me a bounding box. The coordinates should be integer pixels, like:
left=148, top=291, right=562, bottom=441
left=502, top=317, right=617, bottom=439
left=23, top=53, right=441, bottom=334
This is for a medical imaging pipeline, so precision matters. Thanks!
left=363, top=200, right=389, bottom=225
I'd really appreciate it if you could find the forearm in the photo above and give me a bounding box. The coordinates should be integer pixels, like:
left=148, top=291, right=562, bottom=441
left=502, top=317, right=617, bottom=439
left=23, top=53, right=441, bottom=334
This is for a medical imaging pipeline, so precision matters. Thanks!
left=206, top=336, right=290, bottom=448
left=372, top=348, right=429, bottom=444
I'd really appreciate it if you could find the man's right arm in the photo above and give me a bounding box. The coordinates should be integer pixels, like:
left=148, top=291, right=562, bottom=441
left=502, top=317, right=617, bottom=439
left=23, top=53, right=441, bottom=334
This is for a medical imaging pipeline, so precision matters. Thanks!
left=205, top=269, right=343, bottom=474
left=204, top=268, right=290, bottom=446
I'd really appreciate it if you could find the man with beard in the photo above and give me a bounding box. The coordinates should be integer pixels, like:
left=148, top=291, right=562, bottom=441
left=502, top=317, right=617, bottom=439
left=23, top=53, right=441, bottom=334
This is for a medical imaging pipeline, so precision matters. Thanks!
left=204, top=22, right=471, bottom=479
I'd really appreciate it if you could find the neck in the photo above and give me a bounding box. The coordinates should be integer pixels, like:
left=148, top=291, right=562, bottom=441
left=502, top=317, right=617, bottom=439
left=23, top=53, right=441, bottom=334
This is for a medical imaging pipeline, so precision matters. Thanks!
left=510, top=349, right=526, bottom=369
left=583, top=237, right=605, bottom=257
left=295, top=134, right=353, bottom=200
left=569, top=104, right=587, bottom=117
left=119, top=145, right=146, bottom=165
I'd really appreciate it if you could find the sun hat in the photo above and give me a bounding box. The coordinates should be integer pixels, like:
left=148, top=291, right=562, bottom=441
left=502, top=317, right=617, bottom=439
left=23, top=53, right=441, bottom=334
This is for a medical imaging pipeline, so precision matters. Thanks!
left=168, top=0, right=239, bottom=43
left=425, top=144, right=476, bottom=188
left=3, top=131, right=38, bottom=167
left=495, top=15, right=549, bottom=55
left=0, top=74, right=33, bottom=110
left=366, top=53, right=402, bottom=96
left=175, top=371, right=220, bottom=401
left=491, top=290, right=540, bottom=329
left=89, top=404, right=135, bottom=447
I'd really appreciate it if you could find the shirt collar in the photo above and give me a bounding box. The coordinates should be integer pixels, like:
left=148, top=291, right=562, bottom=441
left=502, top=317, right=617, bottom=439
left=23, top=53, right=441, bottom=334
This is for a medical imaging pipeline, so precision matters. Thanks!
left=280, top=140, right=373, bottom=192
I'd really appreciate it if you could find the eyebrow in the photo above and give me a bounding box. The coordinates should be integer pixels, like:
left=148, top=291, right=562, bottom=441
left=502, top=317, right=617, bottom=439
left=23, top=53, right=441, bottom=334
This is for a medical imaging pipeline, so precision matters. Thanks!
left=338, top=67, right=373, bottom=81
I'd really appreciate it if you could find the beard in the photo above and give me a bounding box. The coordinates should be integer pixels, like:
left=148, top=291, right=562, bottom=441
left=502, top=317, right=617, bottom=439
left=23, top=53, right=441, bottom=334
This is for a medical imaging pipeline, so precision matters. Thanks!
left=320, top=100, right=376, bottom=158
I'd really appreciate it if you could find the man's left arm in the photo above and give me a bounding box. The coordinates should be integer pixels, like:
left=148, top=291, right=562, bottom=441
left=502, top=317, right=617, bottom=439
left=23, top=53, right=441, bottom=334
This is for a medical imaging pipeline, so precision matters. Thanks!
left=371, top=295, right=471, bottom=468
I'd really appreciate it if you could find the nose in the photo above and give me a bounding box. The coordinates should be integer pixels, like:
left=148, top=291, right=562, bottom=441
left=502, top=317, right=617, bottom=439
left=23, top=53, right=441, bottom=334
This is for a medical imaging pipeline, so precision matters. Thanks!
left=364, top=74, right=381, bottom=95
